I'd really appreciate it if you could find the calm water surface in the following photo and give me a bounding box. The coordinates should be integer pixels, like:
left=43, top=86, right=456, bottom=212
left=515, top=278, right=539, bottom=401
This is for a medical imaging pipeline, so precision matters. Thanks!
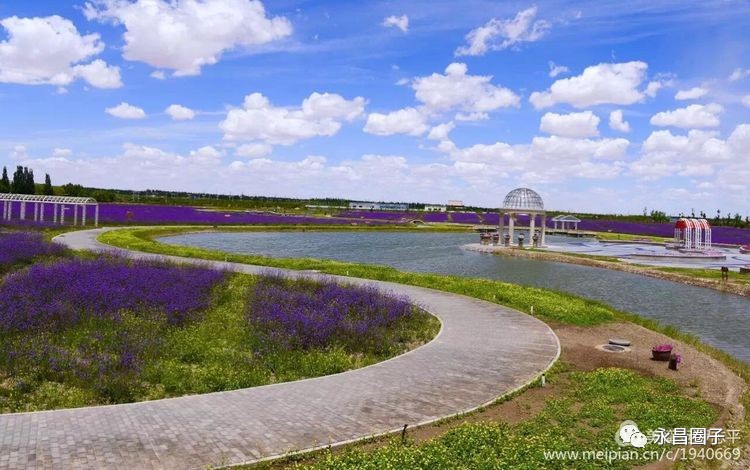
left=161, top=231, right=750, bottom=362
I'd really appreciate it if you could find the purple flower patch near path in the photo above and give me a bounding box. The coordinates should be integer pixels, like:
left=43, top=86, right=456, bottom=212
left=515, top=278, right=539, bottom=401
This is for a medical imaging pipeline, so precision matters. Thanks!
left=0, top=256, right=227, bottom=333
left=0, top=232, right=67, bottom=268
left=248, top=275, right=414, bottom=352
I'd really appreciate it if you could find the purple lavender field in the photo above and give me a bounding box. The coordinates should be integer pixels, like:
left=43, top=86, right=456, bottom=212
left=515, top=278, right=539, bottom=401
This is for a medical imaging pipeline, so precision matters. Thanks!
left=0, top=232, right=67, bottom=271
left=0, top=256, right=226, bottom=333
left=574, top=219, right=750, bottom=245
left=327, top=209, right=750, bottom=245
left=0, top=250, right=437, bottom=412
left=248, top=275, right=419, bottom=354
left=97, top=203, right=363, bottom=225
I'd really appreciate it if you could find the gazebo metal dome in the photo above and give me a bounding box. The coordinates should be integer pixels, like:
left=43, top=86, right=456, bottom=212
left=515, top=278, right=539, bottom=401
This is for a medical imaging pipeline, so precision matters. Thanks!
left=502, top=188, right=544, bottom=211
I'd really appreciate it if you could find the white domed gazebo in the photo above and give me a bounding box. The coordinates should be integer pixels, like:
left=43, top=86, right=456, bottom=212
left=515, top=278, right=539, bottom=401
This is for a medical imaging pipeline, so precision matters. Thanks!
left=498, top=188, right=547, bottom=248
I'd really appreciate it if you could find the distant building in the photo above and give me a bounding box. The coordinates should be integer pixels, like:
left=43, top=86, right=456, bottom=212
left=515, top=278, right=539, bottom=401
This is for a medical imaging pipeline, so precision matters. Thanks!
left=379, top=203, right=409, bottom=211
left=349, top=202, right=379, bottom=210
left=447, top=200, right=464, bottom=210
left=424, top=204, right=447, bottom=212
left=348, top=201, right=409, bottom=211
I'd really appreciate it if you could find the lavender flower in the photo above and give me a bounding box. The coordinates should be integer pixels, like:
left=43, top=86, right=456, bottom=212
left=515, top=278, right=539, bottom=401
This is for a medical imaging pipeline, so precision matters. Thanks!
left=0, top=256, right=226, bottom=332
left=247, top=275, right=414, bottom=352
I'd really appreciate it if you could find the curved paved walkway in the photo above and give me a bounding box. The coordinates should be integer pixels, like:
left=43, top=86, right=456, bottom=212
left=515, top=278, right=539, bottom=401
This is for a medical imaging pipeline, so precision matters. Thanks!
left=0, top=228, right=559, bottom=469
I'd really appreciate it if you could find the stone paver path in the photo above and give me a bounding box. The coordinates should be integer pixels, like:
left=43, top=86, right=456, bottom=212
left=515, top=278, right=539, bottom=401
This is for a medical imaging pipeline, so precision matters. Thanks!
left=0, top=228, right=559, bottom=469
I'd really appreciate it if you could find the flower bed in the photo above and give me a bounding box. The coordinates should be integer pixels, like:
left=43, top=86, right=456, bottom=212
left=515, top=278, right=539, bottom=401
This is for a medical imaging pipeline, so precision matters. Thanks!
left=0, top=257, right=226, bottom=333
left=0, top=232, right=67, bottom=271
left=97, top=203, right=364, bottom=225
left=0, top=260, right=437, bottom=412
left=248, top=275, right=422, bottom=356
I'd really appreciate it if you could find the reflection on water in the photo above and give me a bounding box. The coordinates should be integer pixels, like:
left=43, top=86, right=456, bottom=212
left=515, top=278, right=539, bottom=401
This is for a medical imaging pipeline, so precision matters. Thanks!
left=160, top=231, right=750, bottom=362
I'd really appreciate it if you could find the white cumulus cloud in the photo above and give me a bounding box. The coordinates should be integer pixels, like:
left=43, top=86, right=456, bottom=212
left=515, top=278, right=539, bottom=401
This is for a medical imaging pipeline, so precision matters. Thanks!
left=529, top=61, right=648, bottom=109
left=220, top=92, right=365, bottom=145
left=235, top=143, right=272, bottom=158
left=413, top=63, right=519, bottom=117
left=650, top=103, right=723, bottom=129
left=364, top=107, right=428, bottom=136
left=52, top=148, right=73, bottom=158
left=106, top=102, right=147, bottom=120
left=382, top=15, right=409, bottom=33
left=608, top=110, right=631, bottom=133
left=165, top=104, right=196, bottom=121
left=742, top=95, right=750, bottom=108
left=84, top=0, right=292, bottom=76
left=455, top=7, right=550, bottom=56
left=539, top=111, right=600, bottom=138
left=729, top=68, right=750, bottom=82
left=631, top=128, right=734, bottom=179
left=548, top=61, right=569, bottom=78
left=0, top=15, right=121, bottom=89
left=674, top=87, right=708, bottom=100
left=427, top=122, right=455, bottom=141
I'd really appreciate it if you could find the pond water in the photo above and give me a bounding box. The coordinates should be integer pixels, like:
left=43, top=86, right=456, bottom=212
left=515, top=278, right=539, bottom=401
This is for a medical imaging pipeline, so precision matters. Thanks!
left=160, top=231, right=750, bottom=363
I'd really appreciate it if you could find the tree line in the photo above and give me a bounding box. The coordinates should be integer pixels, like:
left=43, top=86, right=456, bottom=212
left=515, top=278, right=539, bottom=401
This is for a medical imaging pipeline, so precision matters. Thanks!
left=0, top=166, right=115, bottom=201
left=0, top=166, right=53, bottom=195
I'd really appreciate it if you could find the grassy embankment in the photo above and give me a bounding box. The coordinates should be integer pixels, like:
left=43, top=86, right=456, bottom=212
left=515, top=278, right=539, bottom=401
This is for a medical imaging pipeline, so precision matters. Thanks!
left=98, top=227, right=750, bottom=467
left=498, top=246, right=750, bottom=294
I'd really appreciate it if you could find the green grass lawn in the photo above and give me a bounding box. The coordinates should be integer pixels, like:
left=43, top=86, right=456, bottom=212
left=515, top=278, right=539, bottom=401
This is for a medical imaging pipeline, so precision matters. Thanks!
left=298, top=368, right=717, bottom=469
left=655, top=266, right=750, bottom=286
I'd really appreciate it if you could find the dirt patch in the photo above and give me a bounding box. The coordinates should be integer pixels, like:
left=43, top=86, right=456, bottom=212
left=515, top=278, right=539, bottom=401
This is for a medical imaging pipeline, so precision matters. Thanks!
left=555, top=321, right=745, bottom=428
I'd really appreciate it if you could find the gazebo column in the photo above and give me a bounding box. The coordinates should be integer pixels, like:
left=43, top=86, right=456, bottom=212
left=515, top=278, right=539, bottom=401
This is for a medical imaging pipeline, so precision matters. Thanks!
left=20, top=202, right=26, bottom=220
left=60, top=205, right=65, bottom=225
left=95, top=204, right=99, bottom=227
left=40, top=203, right=44, bottom=222
left=508, top=213, right=515, bottom=245
left=541, top=214, right=547, bottom=246
left=53, top=204, right=58, bottom=224
left=529, top=214, right=536, bottom=246
left=74, top=205, right=79, bottom=226
left=497, top=213, right=505, bottom=245
left=82, top=205, right=87, bottom=226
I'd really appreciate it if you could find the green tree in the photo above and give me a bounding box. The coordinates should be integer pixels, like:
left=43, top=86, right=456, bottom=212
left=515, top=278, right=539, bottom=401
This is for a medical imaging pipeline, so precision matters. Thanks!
left=91, top=189, right=116, bottom=202
left=11, top=166, right=24, bottom=193
left=25, top=168, right=35, bottom=194
left=62, top=183, right=84, bottom=197
left=43, top=174, right=53, bottom=195
left=0, top=167, right=9, bottom=193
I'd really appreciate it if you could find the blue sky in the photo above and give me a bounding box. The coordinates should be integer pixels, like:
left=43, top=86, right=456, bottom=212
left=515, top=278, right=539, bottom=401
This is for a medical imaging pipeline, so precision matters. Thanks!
left=0, top=0, right=749, bottom=214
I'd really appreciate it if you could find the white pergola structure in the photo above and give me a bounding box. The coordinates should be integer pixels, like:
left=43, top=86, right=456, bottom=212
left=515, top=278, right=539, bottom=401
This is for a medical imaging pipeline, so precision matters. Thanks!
left=0, top=193, right=99, bottom=227
left=552, top=214, right=581, bottom=230
left=674, top=218, right=711, bottom=250
left=498, top=188, right=547, bottom=247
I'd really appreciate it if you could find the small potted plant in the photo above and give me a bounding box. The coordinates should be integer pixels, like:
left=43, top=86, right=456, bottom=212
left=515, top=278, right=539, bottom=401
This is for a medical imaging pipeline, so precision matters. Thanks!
left=651, top=344, right=673, bottom=361
left=669, top=353, right=682, bottom=371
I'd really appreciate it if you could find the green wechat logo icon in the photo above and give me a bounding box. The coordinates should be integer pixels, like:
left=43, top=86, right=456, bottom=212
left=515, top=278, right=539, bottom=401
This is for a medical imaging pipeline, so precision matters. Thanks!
left=617, top=420, right=648, bottom=448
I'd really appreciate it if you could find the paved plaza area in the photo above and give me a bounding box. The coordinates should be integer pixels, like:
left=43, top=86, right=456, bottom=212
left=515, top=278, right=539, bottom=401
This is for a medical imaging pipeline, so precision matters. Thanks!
left=543, top=239, right=750, bottom=269
left=0, top=229, right=559, bottom=469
